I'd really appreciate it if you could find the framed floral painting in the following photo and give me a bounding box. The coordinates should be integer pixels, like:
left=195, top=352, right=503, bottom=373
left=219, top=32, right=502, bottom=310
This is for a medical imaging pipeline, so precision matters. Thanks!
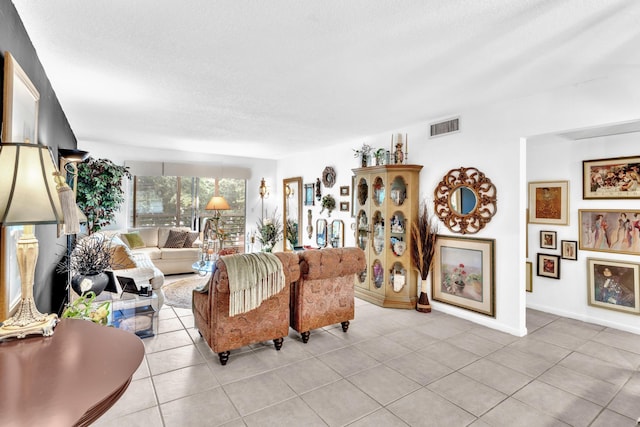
left=432, top=235, right=495, bottom=317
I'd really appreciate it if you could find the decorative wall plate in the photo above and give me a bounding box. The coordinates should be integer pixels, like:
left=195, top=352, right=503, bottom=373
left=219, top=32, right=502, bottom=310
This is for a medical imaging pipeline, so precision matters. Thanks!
left=322, top=166, right=337, bottom=188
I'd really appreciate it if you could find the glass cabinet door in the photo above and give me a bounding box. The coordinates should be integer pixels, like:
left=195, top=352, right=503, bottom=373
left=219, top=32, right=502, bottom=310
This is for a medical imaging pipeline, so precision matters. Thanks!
left=373, top=176, right=385, bottom=207
left=389, top=262, right=407, bottom=292
left=372, top=211, right=384, bottom=255
left=389, top=211, right=406, bottom=256
left=357, top=177, right=369, bottom=206
left=356, top=210, right=368, bottom=251
left=389, top=176, right=407, bottom=206
left=372, top=259, right=384, bottom=288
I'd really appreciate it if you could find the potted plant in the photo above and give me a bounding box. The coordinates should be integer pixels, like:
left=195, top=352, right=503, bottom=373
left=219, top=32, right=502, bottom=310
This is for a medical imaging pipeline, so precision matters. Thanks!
left=320, top=195, right=336, bottom=217
left=60, top=236, right=116, bottom=296
left=256, top=209, right=283, bottom=252
left=61, top=291, right=110, bottom=325
left=410, top=204, right=438, bottom=313
left=353, top=143, right=372, bottom=167
left=76, top=157, right=132, bottom=234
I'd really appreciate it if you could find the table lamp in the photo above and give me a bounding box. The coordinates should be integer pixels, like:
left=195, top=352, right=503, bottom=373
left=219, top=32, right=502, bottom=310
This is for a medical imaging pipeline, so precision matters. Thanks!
left=205, top=195, right=230, bottom=250
left=0, top=143, right=79, bottom=341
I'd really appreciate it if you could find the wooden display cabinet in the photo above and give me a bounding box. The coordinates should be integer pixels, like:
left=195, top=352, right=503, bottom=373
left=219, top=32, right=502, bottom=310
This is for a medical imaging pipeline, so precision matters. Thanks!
left=352, top=165, right=422, bottom=308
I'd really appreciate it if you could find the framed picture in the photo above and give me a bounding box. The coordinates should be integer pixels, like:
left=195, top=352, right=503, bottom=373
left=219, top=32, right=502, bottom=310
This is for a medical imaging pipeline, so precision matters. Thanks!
left=526, top=261, right=532, bottom=292
left=583, top=156, right=640, bottom=199
left=304, top=183, right=314, bottom=206
left=350, top=175, right=356, bottom=217
left=578, top=209, right=640, bottom=256
left=528, top=181, right=569, bottom=225
left=587, top=258, right=640, bottom=315
left=561, top=240, right=578, bottom=260
left=340, top=186, right=349, bottom=196
left=432, top=235, right=495, bottom=317
left=540, top=230, right=557, bottom=249
left=2, top=52, right=40, bottom=143
left=340, top=201, right=349, bottom=212
left=537, top=253, right=561, bottom=279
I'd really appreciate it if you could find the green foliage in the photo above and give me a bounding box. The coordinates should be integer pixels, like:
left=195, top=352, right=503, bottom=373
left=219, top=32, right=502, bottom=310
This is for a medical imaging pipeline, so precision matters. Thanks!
left=257, top=209, right=283, bottom=252
left=62, top=291, right=110, bottom=325
left=286, top=218, right=298, bottom=247
left=76, top=157, right=132, bottom=234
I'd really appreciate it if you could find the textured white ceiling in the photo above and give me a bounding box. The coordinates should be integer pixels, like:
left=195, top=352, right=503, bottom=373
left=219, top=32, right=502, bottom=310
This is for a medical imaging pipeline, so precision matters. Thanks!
left=11, top=0, right=640, bottom=159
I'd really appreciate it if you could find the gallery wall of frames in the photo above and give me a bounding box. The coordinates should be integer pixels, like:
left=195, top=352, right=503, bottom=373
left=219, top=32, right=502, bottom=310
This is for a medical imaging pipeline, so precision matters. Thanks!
left=526, top=131, right=640, bottom=333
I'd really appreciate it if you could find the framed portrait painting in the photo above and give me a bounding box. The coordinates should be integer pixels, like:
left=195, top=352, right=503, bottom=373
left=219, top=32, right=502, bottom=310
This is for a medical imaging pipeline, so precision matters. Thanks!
left=528, top=181, right=569, bottom=225
left=561, top=240, right=578, bottom=260
left=432, top=235, right=495, bottom=317
left=537, top=253, right=560, bottom=279
left=583, top=156, right=640, bottom=199
left=2, top=52, right=40, bottom=144
left=587, top=258, right=640, bottom=315
left=578, top=209, right=640, bottom=256
left=540, top=230, right=557, bottom=249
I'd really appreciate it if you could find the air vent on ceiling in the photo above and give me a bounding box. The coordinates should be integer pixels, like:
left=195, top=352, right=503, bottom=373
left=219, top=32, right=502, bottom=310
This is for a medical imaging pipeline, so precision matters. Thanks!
left=430, top=117, right=460, bottom=138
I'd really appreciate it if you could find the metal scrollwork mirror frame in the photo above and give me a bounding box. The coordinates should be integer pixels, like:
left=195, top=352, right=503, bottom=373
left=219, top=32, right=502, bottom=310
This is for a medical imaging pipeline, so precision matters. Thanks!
left=434, top=166, right=497, bottom=234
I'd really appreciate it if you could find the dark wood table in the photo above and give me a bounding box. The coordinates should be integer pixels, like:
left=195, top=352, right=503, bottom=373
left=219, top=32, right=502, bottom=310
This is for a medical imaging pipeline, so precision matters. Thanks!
left=0, top=318, right=144, bottom=427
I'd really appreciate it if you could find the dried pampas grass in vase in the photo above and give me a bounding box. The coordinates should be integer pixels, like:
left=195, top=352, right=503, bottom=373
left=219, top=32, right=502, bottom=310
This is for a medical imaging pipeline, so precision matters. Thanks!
left=411, top=203, right=438, bottom=313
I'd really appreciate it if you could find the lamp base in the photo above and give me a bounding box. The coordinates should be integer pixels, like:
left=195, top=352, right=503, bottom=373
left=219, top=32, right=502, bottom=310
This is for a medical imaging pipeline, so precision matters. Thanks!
left=0, top=297, right=58, bottom=341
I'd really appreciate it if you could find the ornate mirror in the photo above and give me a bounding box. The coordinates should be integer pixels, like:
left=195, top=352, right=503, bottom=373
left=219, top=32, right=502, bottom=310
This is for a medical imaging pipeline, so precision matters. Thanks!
left=434, top=167, right=497, bottom=234
left=330, top=220, right=344, bottom=247
left=316, top=219, right=327, bottom=247
left=283, top=176, right=303, bottom=251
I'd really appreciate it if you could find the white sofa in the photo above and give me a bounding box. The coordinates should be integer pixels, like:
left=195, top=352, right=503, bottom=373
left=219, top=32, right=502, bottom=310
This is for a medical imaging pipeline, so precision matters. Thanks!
left=116, top=227, right=201, bottom=275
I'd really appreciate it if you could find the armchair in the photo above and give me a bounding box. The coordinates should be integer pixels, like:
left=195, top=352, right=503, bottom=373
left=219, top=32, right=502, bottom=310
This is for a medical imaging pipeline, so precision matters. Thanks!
left=291, top=247, right=365, bottom=343
left=192, top=252, right=300, bottom=365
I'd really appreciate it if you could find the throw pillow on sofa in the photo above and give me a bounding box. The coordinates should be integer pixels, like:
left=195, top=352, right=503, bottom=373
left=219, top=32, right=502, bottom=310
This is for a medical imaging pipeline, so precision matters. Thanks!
left=122, top=232, right=146, bottom=249
left=111, top=244, right=137, bottom=269
left=183, top=231, right=199, bottom=248
left=164, top=229, right=189, bottom=248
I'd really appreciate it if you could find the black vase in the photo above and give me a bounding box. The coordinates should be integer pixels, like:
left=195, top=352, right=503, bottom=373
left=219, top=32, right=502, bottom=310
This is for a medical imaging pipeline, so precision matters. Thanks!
left=71, top=272, right=109, bottom=296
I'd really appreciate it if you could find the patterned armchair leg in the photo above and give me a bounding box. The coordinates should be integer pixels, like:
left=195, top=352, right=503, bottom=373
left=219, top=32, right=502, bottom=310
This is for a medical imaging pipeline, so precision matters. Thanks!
left=218, top=351, right=230, bottom=365
left=273, top=337, right=284, bottom=350
left=341, top=321, right=350, bottom=332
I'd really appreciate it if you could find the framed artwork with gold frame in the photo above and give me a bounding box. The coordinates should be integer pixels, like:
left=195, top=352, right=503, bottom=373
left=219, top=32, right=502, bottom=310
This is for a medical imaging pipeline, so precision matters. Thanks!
left=528, top=181, right=569, bottom=225
left=587, top=258, right=640, bottom=315
left=2, top=51, right=40, bottom=143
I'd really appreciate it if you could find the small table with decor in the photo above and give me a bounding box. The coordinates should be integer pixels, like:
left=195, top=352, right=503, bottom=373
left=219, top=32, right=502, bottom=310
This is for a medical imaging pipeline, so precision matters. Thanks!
left=192, top=260, right=217, bottom=276
left=0, top=318, right=144, bottom=427
left=92, top=288, right=159, bottom=338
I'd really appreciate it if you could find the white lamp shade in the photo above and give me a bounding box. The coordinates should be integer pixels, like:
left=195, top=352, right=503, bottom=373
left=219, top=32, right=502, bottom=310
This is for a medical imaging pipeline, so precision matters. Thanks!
left=205, top=196, right=230, bottom=211
left=0, top=143, right=64, bottom=225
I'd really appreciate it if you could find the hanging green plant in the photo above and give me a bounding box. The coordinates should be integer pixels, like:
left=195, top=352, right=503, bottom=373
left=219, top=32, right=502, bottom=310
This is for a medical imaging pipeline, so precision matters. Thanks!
left=76, top=157, right=132, bottom=234
left=320, top=195, right=336, bottom=217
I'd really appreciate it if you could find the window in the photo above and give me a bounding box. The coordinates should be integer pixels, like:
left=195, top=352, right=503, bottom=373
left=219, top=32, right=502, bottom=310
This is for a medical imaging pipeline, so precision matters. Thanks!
left=132, top=176, right=246, bottom=251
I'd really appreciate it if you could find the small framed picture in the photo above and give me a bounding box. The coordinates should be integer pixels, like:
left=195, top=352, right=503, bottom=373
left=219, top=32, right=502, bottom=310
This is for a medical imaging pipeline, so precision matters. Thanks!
left=340, top=201, right=349, bottom=212
left=528, top=181, right=569, bottom=225
left=304, top=183, right=315, bottom=206
left=561, top=240, right=578, bottom=260
left=537, top=253, right=561, bottom=279
left=526, top=261, right=532, bottom=292
left=340, top=186, right=350, bottom=196
left=587, top=258, right=640, bottom=315
left=540, top=230, right=557, bottom=249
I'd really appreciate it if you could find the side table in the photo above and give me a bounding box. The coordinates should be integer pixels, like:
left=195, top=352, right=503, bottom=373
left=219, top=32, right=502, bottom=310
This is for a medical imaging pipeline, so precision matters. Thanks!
left=92, top=290, right=159, bottom=338
left=0, top=318, right=144, bottom=427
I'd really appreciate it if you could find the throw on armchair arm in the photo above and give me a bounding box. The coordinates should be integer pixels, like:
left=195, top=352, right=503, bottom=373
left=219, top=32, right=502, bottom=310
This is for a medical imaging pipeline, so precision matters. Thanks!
left=192, top=252, right=300, bottom=365
left=291, top=247, right=366, bottom=343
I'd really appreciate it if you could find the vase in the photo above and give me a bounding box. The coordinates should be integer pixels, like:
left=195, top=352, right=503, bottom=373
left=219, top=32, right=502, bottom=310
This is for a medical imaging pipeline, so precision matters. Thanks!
left=416, top=279, right=431, bottom=313
left=71, top=272, right=109, bottom=296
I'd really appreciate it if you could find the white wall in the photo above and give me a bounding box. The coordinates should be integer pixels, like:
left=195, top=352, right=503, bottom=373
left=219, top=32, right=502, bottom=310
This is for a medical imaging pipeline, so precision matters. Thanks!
left=527, top=132, right=640, bottom=335
left=277, top=68, right=639, bottom=337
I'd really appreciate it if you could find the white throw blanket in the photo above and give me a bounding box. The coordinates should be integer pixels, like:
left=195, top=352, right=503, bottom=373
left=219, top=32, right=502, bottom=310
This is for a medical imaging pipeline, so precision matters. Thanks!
left=222, top=253, right=285, bottom=317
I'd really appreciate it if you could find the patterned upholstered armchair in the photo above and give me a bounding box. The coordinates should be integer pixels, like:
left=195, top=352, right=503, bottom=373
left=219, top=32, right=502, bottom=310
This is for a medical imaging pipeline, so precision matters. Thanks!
left=192, top=252, right=300, bottom=365
left=291, top=247, right=366, bottom=343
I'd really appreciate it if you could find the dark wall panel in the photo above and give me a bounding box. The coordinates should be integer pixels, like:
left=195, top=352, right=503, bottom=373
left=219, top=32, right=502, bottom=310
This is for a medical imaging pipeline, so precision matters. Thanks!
left=1, top=2, right=77, bottom=313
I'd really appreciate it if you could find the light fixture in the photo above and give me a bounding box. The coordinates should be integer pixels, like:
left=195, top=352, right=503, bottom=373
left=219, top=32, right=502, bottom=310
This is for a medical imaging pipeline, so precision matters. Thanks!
left=0, top=143, right=80, bottom=341
left=204, top=195, right=230, bottom=248
left=259, top=177, right=269, bottom=219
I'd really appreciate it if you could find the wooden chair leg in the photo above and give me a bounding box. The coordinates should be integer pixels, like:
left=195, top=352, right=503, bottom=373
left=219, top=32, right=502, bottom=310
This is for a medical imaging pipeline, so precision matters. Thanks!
left=301, top=331, right=310, bottom=343
left=341, top=321, right=350, bottom=332
left=218, top=351, right=230, bottom=365
left=273, top=337, right=284, bottom=350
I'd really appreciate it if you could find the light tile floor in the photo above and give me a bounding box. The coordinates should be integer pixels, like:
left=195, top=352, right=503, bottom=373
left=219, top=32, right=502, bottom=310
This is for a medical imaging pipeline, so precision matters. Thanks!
left=93, top=282, right=640, bottom=427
